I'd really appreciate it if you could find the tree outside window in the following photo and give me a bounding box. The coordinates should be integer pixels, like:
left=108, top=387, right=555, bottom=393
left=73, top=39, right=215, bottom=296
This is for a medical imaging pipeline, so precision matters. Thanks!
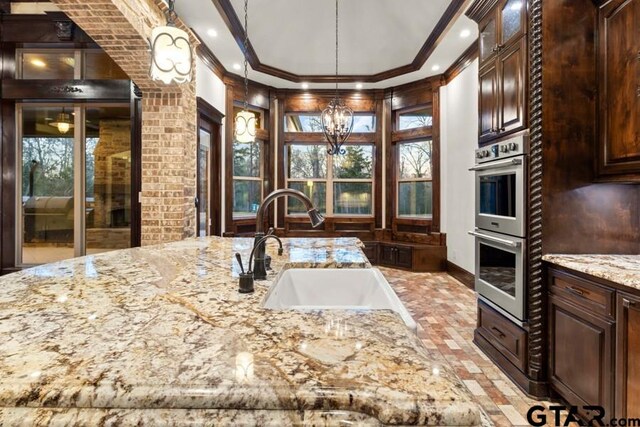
left=286, top=144, right=374, bottom=216
left=233, top=140, right=263, bottom=217
left=397, top=140, right=433, bottom=218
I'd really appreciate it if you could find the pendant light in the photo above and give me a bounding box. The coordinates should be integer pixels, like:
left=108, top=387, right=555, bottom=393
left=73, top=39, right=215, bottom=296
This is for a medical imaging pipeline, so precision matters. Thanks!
left=321, top=0, right=354, bottom=155
left=149, top=0, right=193, bottom=84
left=234, top=0, right=257, bottom=143
left=49, top=108, right=73, bottom=134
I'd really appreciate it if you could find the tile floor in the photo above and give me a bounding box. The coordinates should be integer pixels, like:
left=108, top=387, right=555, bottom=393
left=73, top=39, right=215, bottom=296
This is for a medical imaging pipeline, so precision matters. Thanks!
left=383, top=267, right=570, bottom=427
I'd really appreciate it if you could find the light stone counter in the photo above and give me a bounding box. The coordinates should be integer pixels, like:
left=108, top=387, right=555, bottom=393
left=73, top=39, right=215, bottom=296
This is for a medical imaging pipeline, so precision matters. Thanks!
left=543, top=254, right=640, bottom=291
left=0, top=237, right=481, bottom=426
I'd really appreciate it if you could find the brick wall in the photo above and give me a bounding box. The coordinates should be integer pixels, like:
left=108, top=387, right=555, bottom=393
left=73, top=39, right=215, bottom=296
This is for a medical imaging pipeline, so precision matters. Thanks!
left=51, top=0, right=199, bottom=245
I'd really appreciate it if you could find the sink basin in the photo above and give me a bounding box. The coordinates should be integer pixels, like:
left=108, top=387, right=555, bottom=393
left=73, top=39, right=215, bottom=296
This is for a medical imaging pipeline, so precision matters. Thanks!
left=262, top=268, right=417, bottom=332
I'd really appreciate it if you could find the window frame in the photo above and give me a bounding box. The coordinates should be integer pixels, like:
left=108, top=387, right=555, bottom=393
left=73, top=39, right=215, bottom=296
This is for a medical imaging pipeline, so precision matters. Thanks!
left=231, top=139, right=265, bottom=219
left=285, top=141, right=375, bottom=218
left=16, top=48, right=126, bottom=80
left=396, top=139, right=434, bottom=219
left=390, top=98, right=440, bottom=231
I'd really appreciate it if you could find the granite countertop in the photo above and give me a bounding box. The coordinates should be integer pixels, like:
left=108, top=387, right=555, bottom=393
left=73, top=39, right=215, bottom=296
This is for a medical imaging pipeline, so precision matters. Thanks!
left=0, top=237, right=481, bottom=426
left=543, top=254, right=640, bottom=291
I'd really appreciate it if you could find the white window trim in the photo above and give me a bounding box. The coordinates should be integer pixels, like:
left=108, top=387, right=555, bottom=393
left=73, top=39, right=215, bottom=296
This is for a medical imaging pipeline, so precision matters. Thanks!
left=232, top=140, right=264, bottom=219
left=285, top=143, right=375, bottom=218
left=396, top=140, right=434, bottom=220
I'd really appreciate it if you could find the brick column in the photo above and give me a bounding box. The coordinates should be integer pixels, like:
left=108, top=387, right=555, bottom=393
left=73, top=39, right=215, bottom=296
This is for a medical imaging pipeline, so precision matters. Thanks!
left=51, top=0, right=199, bottom=245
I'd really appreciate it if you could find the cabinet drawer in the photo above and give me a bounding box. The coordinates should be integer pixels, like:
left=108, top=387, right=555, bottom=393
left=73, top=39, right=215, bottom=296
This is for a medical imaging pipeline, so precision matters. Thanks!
left=477, top=300, right=527, bottom=370
left=550, top=271, right=615, bottom=318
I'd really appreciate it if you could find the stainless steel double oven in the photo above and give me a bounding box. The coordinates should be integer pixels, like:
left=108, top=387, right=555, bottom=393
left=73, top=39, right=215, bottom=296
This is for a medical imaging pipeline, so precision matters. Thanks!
left=470, top=135, right=527, bottom=324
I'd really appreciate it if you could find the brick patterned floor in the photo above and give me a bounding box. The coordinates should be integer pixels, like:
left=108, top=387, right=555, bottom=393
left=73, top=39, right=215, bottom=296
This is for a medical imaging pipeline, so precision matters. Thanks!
left=383, top=267, right=571, bottom=427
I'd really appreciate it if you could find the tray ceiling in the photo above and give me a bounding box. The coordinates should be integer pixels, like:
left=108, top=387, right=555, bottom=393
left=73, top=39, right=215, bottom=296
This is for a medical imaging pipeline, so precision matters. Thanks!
left=175, top=0, right=478, bottom=89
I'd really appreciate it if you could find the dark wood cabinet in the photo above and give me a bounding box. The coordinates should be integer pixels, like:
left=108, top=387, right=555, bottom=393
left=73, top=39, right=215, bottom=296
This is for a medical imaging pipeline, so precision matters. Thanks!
left=378, top=243, right=413, bottom=269
left=544, top=267, right=640, bottom=422
left=597, top=0, right=640, bottom=181
left=474, top=0, right=528, bottom=145
left=616, top=292, right=640, bottom=417
left=361, top=241, right=378, bottom=265
left=498, top=36, right=527, bottom=135
left=548, top=293, right=615, bottom=422
left=477, top=300, right=528, bottom=370
left=479, top=62, right=499, bottom=141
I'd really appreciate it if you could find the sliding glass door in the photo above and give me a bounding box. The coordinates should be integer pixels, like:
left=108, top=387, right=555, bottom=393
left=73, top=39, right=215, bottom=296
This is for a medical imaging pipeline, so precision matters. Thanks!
left=17, top=103, right=131, bottom=265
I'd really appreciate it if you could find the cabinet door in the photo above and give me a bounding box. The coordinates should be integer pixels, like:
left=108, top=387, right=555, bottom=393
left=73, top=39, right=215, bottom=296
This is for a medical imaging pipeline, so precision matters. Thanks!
left=498, top=36, right=527, bottom=135
left=361, top=242, right=378, bottom=265
left=597, top=0, right=640, bottom=179
left=499, top=0, right=526, bottom=48
left=479, top=14, right=498, bottom=67
left=379, top=244, right=396, bottom=267
left=616, top=292, right=640, bottom=418
left=395, top=245, right=412, bottom=269
left=549, top=295, right=614, bottom=422
left=479, top=62, right=499, bottom=143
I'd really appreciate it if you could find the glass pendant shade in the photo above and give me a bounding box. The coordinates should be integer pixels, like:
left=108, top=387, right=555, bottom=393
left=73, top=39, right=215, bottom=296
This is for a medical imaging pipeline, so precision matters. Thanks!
left=49, top=111, right=73, bottom=134
left=150, top=25, right=192, bottom=84
left=235, top=109, right=256, bottom=143
left=321, top=97, right=354, bottom=155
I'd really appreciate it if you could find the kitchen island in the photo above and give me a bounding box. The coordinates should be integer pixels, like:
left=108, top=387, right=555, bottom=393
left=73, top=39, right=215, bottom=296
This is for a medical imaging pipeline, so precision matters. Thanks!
left=0, top=237, right=481, bottom=426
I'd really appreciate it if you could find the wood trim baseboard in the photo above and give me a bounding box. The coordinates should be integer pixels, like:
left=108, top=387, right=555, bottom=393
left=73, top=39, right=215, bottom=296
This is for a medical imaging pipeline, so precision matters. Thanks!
left=447, top=261, right=475, bottom=290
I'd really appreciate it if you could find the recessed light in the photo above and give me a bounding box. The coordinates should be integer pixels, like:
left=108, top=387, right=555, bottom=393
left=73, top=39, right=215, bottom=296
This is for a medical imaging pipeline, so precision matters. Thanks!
left=431, top=64, right=441, bottom=71
left=233, top=63, right=241, bottom=71
left=207, top=28, right=218, bottom=37
left=301, top=82, right=309, bottom=89
left=355, top=83, right=363, bottom=90
left=460, top=29, right=471, bottom=38
left=30, top=58, right=46, bottom=68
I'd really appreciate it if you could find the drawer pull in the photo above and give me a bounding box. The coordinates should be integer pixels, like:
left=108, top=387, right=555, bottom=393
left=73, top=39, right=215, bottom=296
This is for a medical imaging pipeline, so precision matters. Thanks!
left=623, top=299, right=637, bottom=308
left=566, top=286, right=587, bottom=297
left=491, top=326, right=506, bottom=339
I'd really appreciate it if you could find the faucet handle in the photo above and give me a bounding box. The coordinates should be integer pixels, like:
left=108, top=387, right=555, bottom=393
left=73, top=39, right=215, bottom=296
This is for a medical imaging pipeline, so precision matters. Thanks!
left=266, top=227, right=275, bottom=236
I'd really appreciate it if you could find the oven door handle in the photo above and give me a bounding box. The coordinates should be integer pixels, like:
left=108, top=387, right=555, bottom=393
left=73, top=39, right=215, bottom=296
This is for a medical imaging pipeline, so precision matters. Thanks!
left=468, top=231, right=522, bottom=248
left=468, top=157, right=523, bottom=171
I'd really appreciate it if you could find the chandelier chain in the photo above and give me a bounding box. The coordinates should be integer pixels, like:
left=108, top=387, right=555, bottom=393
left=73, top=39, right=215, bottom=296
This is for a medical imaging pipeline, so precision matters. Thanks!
left=166, top=0, right=176, bottom=25
left=335, top=0, right=338, bottom=96
left=243, top=0, right=249, bottom=111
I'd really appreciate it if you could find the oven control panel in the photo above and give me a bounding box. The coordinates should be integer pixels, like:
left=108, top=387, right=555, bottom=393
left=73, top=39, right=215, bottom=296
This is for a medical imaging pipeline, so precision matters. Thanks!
left=475, top=135, right=526, bottom=164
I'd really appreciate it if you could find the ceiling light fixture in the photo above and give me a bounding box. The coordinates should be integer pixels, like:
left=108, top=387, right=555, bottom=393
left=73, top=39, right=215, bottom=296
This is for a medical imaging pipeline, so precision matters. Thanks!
left=321, top=0, right=353, bottom=156
left=301, top=82, right=309, bottom=89
left=432, top=64, right=441, bottom=71
left=207, top=28, right=218, bottom=37
left=355, top=83, right=363, bottom=90
left=49, top=108, right=74, bottom=134
left=234, top=0, right=257, bottom=143
left=233, top=63, right=242, bottom=71
left=149, top=0, right=192, bottom=84
left=460, top=29, right=471, bottom=38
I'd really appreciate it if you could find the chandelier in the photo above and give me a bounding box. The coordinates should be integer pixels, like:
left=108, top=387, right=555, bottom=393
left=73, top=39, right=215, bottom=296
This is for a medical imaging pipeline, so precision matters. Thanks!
left=149, top=0, right=192, bottom=84
left=49, top=108, right=73, bottom=134
left=234, top=0, right=257, bottom=143
left=321, top=0, right=353, bottom=155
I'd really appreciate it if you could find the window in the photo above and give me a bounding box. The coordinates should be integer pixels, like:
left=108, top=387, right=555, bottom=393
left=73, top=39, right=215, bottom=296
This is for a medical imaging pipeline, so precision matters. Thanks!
left=397, top=140, right=433, bottom=218
left=285, top=113, right=376, bottom=133
left=17, top=49, right=127, bottom=80
left=233, top=140, right=263, bottom=218
left=397, top=106, right=433, bottom=130
left=286, top=144, right=374, bottom=216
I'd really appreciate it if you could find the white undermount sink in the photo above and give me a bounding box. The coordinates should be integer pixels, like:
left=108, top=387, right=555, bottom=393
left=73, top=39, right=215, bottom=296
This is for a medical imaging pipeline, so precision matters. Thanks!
left=262, top=268, right=417, bottom=332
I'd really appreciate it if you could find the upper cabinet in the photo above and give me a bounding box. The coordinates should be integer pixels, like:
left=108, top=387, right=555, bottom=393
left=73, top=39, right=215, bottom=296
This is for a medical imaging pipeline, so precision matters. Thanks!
left=597, top=0, right=640, bottom=182
left=473, top=0, right=528, bottom=145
